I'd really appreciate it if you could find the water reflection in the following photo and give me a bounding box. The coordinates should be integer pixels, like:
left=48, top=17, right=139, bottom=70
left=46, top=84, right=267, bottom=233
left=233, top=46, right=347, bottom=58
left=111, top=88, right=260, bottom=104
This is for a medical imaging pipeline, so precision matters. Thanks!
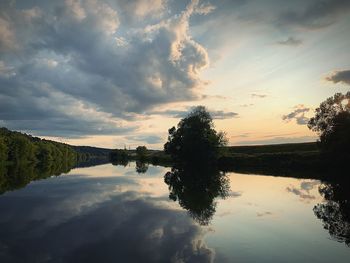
left=0, top=166, right=215, bottom=263
left=0, top=161, right=75, bottom=194
left=135, top=160, right=149, bottom=174
left=314, top=178, right=350, bottom=246
left=164, top=164, right=230, bottom=225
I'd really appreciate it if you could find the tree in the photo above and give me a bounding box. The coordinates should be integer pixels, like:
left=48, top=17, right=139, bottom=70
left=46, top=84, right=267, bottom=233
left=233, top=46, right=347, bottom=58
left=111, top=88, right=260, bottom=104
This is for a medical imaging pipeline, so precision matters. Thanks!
left=136, top=146, right=147, bottom=160
left=0, top=137, right=8, bottom=162
left=109, top=149, right=129, bottom=162
left=308, top=92, right=350, bottom=156
left=164, top=106, right=227, bottom=164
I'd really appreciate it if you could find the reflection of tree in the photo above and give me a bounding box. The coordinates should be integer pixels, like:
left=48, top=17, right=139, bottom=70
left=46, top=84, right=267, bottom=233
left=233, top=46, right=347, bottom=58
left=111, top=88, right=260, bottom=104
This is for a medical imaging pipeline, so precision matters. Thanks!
left=314, top=179, right=350, bottom=246
left=0, top=160, right=76, bottom=195
left=111, top=158, right=129, bottom=167
left=135, top=161, right=149, bottom=174
left=164, top=164, right=230, bottom=225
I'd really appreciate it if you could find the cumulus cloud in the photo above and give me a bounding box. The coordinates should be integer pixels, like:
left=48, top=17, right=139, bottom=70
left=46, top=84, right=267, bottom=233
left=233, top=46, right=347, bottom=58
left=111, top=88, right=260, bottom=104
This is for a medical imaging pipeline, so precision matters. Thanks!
left=276, top=36, right=302, bottom=46
left=325, top=69, right=350, bottom=85
left=278, top=0, right=350, bottom=29
left=282, top=105, right=311, bottom=125
left=0, top=0, right=212, bottom=137
left=116, top=0, right=166, bottom=19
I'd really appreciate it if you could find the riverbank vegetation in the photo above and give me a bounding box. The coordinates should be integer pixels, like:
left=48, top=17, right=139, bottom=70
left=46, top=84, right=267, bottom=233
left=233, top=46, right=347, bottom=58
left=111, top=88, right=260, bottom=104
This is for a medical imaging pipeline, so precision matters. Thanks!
left=0, top=127, right=77, bottom=165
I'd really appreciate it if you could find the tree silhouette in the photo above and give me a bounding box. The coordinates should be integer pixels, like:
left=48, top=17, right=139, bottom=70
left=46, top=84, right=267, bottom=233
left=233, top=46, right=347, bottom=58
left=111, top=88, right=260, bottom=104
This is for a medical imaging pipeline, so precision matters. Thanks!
left=164, top=106, right=227, bottom=165
left=308, top=92, right=350, bottom=159
left=136, top=146, right=147, bottom=161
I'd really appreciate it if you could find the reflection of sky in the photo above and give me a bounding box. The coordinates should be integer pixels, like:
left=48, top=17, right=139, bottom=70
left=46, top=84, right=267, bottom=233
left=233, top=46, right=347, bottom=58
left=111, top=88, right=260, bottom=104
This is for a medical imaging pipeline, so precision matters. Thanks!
left=0, top=164, right=350, bottom=262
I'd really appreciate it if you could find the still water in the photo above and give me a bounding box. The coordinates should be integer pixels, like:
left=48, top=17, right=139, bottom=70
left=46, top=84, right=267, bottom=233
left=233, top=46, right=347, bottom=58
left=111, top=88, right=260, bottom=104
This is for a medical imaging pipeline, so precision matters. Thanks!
left=0, top=162, right=349, bottom=262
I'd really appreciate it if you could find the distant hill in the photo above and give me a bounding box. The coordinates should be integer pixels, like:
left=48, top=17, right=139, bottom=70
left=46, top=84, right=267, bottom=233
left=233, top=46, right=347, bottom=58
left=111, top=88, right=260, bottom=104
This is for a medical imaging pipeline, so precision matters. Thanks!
left=225, top=142, right=318, bottom=155
left=72, top=145, right=112, bottom=157
left=0, top=127, right=113, bottom=164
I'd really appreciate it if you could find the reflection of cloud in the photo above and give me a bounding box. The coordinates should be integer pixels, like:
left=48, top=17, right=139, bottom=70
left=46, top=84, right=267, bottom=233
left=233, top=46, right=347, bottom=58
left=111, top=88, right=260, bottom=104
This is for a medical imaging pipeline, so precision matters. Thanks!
left=217, top=211, right=232, bottom=217
left=256, top=211, right=273, bottom=217
left=326, top=69, right=350, bottom=85
left=0, top=175, right=217, bottom=262
left=229, top=191, right=242, bottom=197
left=286, top=186, right=315, bottom=200
left=286, top=180, right=319, bottom=203
left=300, top=181, right=319, bottom=192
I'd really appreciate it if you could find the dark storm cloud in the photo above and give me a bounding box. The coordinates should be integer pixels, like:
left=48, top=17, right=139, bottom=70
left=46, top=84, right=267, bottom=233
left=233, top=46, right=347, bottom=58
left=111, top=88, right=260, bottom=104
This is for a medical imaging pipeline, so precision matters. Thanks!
left=150, top=108, right=238, bottom=119
left=0, top=0, right=211, bottom=137
left=326, top=70, right=350, bottom=85
left=277, top=0, right=350, bottom=29
left=282, top=105, right=311, bottom=125
left=276, top=37, right=302, bottom=46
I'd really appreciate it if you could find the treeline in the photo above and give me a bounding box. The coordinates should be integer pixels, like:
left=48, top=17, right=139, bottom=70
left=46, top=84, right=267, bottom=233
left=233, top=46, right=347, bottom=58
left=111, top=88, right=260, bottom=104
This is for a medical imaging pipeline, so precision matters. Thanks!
left=0, top=127, right=77, bottom=164
left=109, top=146, right=172, bottom=166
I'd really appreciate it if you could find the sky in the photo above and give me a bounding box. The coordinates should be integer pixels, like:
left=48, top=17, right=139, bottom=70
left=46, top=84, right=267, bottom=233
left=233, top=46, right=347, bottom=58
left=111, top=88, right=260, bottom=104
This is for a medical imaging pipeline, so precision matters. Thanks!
left=0, top=0, right=349, bottom=149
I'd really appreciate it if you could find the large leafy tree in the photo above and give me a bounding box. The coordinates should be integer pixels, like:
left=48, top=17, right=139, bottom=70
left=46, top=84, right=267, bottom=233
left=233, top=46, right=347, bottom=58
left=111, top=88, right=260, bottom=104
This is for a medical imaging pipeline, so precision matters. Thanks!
left=308, top=92, right=350, bottom=155
left=164, top=106, right=227, bottom=164
left=136, top=146, right=147, bottom=160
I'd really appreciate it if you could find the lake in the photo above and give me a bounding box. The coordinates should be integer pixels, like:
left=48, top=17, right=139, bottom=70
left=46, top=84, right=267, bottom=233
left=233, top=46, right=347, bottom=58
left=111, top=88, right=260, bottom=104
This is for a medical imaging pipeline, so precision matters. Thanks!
left=0, top=162, right=349, bottom=262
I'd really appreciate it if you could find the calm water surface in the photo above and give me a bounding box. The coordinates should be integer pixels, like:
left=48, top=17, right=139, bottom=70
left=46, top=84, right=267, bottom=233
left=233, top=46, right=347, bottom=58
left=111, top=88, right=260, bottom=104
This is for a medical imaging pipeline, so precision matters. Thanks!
left=0, top=163, right=349, bottom=262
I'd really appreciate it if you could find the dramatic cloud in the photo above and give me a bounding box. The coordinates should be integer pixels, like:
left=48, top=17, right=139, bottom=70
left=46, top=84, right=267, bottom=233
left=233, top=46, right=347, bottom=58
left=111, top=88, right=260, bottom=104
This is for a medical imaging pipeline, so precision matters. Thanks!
left=0, top=0, right=211, bottom=137
left=278, top=0, right=350, bottom=29
left=282, top=105, right=311, bottom=125
left=277, top=37, right=302, bottom=46
left=326, top=69, right=350, bottom=85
